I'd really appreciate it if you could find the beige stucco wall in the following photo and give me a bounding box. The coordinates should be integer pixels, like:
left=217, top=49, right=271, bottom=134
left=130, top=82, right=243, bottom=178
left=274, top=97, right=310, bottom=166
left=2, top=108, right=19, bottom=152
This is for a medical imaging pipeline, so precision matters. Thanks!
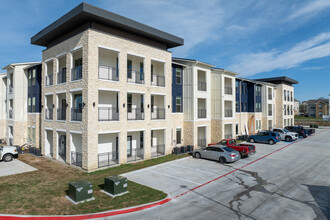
left=27, top=113, right=41, bottom=148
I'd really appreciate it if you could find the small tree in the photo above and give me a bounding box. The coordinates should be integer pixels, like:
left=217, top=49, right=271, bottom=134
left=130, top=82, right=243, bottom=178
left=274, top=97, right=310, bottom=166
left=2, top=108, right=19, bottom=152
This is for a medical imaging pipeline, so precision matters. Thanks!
left=299, top=104, right=308, bottom=115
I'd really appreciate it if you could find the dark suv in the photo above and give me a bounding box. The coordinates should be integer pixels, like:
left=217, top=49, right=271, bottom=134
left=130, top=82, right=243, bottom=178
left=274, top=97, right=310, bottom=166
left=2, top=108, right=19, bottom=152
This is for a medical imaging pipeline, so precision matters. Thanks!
left=285, top=126, right=307, bottom=138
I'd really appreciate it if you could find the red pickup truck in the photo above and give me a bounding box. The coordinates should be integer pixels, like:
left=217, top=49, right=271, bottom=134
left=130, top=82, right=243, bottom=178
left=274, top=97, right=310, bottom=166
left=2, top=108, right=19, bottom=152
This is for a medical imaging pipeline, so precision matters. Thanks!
left=208, top=139, right=256, bottom=157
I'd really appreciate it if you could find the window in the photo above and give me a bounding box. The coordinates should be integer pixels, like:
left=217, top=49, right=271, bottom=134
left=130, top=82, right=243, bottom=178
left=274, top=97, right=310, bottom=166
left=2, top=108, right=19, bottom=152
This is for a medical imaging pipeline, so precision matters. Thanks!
left=236, top=101, right=239, bottom=112
left=319, top=104, right=322, bottom=109
left=151, top=64, right=154, bottom=82
left=235, top=81, right=239, bottom=93
left=141, top=95, right=144, bottom=113
left=176, top=97, right=182, bottom=112
left=28, top=70, right=31, bottom=86
left=176, top=68, right=182, bottom=84
left=73, top=94, right=82, bottom=110
left=140, top=131, right=144, bottom=149
left=236, top=124, right=238, bottom=135
left=32, top=69, right=36, bottom=86
left=127, top=60, right=132, bottom=78
left=220, top=140, right=227, bottom=145
left=28, top=98, right=31, bottom=112
left=140, top=62, right=144, bottom=80
left=127, top=94, right=132, bottom=113
left=151, top=96, right=154, bottom=113
left=284, top=104, right=286, bottom=115
left=176, top=128, right=181, bottom=144
left=32, top=97, right=36, bottom=112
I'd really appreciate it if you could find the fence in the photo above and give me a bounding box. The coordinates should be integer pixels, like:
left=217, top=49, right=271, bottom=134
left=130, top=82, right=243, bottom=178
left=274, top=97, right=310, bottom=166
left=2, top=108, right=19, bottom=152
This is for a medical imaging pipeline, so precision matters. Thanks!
left=151, top=108, right=165, bottom=120
left=151, top=74, right=165, bottom=87
left=225, top=109, right=232, bottom=117
left=151, top=144, right=165, bottom=158
left=198, top=81, right=207, bottom=91
left=98, top=107, right=119, bottom=121
left=99, top=66, right=119, bottom=81
left=225, top=87, right=232, bottom=95
left=71, top=108, right=82, bottom=121
left=57, top=69, right=66, bottom=84
left=57, top=108, right=66, bottom=120
left=127, top=69, right=144, bottom=84
left=127, top=148, right=144, bottom=162
left=127, top=108, right=144, bottom=120
left=198, top=109, right=206, bottom=118
left=98, top=151, right=119, bottom=168
left=71, top=66, right=82, bottom=81
left=71, top=151, right=82, bottom=167
left=45, top=108, right=53, bottom=120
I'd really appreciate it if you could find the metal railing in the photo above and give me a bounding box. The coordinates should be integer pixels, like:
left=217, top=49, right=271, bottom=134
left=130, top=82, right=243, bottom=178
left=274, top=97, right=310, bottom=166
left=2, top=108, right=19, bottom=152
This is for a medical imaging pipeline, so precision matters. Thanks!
left=46, top=74, right=53, bottom=86
left=198, top=139, right=206, bottom=148
left=127, top=108, right=144, bottom=120
left=98, top=107, right=119, bottom=121
left=57, top=108, right=66, bottom=121
left=151, top=144, right=165, bottom=158
left=225, top=109, right=233, bottom=117
left=71, top=108, right=82, bottom=121
left=71, top=66, right=82, bottom=81
left=198, top=81, right=207, bottom=91
left=57, top=69, right=66, bottom=84
left=127, top=148, right=144, bottom=163
left=268, top=111, right=273, bottom=116
left=98, top=66, right=119, bottom=81
left=268, top=94, right=272, bottom=100
left=127, top=69, right=144, bottom=84
left=98, top=151, right=119, bottom=168
left=71, top=151, right=82, bottom=167
left=45, top=108, right=53, bottom=120
left=8, top=109, right=13, bottom=119
left=8, top=85, right=13, bottom=93
left=151, top=74, right=165, bottom=87
left=151, top=108, right=165, bottom=120
left=198, top=109, right=206, bottom=118
left=225, top=87, right=233, bottom=95
left=284, top=110, right=287, bottom=115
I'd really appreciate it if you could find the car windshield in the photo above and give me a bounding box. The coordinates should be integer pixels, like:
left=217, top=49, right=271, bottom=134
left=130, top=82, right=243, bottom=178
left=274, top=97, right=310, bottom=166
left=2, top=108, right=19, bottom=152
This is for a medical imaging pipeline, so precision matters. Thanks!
left=229, top=140, right=236, bottom=145
left=223, top=147, right=235, bottom=152
left=283, top=129, right=289, bottom=133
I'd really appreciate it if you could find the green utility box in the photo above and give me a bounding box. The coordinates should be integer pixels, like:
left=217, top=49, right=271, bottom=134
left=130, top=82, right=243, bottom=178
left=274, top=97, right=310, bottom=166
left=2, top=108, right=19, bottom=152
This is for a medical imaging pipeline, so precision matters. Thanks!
left=104, top=176, right=128, bottom=196
left=68, top=180, right=93, bottom=203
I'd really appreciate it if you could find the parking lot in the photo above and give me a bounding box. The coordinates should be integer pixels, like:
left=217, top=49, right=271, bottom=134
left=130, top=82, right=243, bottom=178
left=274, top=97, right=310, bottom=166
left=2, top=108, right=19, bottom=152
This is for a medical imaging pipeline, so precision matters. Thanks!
left=0, top=158, right=37, bottom=177
left=115, top=129, right=330, bottom=220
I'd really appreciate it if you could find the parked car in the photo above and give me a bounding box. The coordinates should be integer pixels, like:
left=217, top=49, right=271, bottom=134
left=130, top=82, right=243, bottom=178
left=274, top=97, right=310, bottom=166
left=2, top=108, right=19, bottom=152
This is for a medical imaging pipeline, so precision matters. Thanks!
left=208, top=139, right=256, bottom=157
left=296, top=126, right=315, bottom=135
left=248, top=131, right=280, bottom=145
left=285, top=126, right=307, bottom=138
left=0, top=146, right=18, bottom=162
left=272, top=128, right=299, bottom=142
left=194, top=145, right=240, bottom=163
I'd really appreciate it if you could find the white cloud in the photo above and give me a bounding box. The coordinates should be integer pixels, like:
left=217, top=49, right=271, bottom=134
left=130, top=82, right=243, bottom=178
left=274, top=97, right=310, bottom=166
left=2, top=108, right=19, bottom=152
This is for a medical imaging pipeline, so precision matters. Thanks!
left=287, top=0, right=330, bottom=20
left=228, top=32, right=330, bottom=76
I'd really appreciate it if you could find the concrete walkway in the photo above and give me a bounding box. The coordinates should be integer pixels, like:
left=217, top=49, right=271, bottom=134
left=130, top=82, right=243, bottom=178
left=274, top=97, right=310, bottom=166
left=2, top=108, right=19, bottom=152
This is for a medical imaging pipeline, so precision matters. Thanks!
left=0, top=159, right=37, bottom=177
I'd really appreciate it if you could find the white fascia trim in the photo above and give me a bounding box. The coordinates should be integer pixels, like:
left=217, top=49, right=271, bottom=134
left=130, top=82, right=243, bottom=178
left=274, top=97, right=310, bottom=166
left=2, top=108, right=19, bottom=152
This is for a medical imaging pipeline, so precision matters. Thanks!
left=151, top=127, right=166, bottom=131
left=127, top=128, right=146, bottom=132
left=44, top=127, right=53, bottom=131
left=56, top=52, right=67, bottom=58
left=197, top=125, right=208, bottom=128
left=176, top=127, right=182, bottom=130
left=45, top=58, right=53, bottom=63
left=70, top=46, right=83, bottom=52
left=127, top=52, right=145, bottom=58
left=70, top=130, right=82, bottom=134
left=56, top=90, right=66, bottom=94
left=44, top=92, right=53, bottom=96
left=98, top=45, right=120, bottom=53
left=151, top=58, right=165, bottom=63
left=151, top=92, right=166, bottom=96
left=127, top=90, right=145, bottom=94
left=98, top=88, right=120, bottom=92
left=70, top=88, right=82, bottom=92
left=98, top=130, right=120, bottom=134
left=56, top=129, right=66, bottom=133
left=224, top=122, right=233, bottom=125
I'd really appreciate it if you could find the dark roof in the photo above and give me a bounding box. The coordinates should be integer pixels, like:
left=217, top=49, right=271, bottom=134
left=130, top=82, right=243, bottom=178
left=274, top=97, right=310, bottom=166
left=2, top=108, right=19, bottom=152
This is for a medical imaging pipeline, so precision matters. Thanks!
left=172, top=57, right=215, bottom=67
left=31, top=2, right=183, bottom=48
left=254, top=76, right=298, bottom=85
left=303, top=99, right=329, bottom=105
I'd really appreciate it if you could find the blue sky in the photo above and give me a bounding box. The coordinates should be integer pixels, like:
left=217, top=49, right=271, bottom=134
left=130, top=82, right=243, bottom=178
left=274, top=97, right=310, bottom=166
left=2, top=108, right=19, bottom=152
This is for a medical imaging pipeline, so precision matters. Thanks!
left=1, top=0, right=330, bottom=101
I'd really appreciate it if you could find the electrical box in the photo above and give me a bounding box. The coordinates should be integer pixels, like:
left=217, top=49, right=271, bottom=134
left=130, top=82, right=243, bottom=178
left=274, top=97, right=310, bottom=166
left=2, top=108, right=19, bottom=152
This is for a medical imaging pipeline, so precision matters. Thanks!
left=104, top=176, right=128, bottom=196
left=68, top=180, right=93, bottom=203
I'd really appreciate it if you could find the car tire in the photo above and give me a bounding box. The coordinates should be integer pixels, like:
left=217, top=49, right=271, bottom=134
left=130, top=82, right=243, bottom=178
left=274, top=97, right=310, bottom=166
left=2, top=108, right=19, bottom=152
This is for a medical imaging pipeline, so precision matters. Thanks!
left=219, top=157, right=226, bottom=164
left=269, top=139, right=275, bottom=145
left=249, top=138, right=255, bottom=143
left=195, top=152, right=201, bottom=159
left=3, top=154, right=13, bottom=162
left=285, top=136, right=292, bottom=142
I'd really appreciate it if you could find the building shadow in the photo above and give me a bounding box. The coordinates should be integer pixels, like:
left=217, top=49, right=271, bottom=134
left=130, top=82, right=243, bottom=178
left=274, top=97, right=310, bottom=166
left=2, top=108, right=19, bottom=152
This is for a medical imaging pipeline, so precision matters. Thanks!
left=304, top=184, right=330, bottom=219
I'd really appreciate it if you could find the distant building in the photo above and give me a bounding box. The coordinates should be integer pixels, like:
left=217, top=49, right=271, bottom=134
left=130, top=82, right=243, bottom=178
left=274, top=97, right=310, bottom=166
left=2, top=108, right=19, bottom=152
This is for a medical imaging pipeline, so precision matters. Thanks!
left=302, top=98, right=329, bottom=118
left=294, top=99, right=300, bottom=115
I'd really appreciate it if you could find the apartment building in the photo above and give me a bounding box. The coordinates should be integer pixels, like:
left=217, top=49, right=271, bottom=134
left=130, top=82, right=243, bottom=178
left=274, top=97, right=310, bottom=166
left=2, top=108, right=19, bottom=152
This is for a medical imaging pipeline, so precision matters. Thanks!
left=302, top=98, right=329, bottom=117
left=0, top=73, right=6, bottom=138
left=294, top=99, right=300, bottom=115
left=31, top=3, right=184, bottom=171
left=1, top=62, right=41, bottom=146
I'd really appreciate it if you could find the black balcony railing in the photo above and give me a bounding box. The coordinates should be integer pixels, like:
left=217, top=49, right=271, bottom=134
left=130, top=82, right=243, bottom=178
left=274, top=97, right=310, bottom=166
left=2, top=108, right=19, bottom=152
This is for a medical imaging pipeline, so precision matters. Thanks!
left=127, top=148, right=144, bottom=163
left=151, top=144, right=165, bottom=158
left=57, top=108, right=66, bottom=121
left=225, top=109, right=233, bottom=117
left=99, top=66, right=119, bottom=81
left=98, top=107, right=119, bottom=121
left=71, top=66, right=82, bottom=81
left=98, top=151, right=118, bottom=168
left=198, top=81, right=207, bottom=91
left=151, top=108, right=165, bottom=120
left=8, top=85, right=13, bottom=93
left=8, top=109, right=13, bottom=119
left=268, top=111, right=273, bottom=116
left=46, top=74, right=53, bottom=86
left=71, top=151, right=82, bottom=167
left=127, top=108, right=144, bottom=120
left=151, top=74, right=165, bottom=87
left=57, top=69, right=66, bottom=84
left=198, top=109, right=206, bottom=118
left=225, top=87, right=233, bottom=95
left=71, top=108, right=82, bottom=121
left=45, top=108, right=53, bottom=120
left=198, top=139, right=206, bottom=148
left=268, top=94, right=272, bottom=100
left=127, top=69, right=144, bottom=84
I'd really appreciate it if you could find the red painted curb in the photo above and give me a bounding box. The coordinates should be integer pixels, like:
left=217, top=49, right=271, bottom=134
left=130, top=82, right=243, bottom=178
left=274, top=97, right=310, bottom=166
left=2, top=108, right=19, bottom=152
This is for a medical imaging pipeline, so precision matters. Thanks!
left=0, top=130, right=326, bottom=219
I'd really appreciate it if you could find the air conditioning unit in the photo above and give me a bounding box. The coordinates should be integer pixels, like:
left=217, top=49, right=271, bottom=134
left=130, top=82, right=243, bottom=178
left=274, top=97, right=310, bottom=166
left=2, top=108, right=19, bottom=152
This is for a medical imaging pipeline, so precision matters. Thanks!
left=172, top=147, right=180, bottom=155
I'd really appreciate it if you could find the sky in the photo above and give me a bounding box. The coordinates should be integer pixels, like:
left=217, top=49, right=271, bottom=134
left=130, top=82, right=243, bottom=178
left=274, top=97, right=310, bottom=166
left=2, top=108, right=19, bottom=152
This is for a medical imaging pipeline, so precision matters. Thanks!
left=1, top=0, right=330, bottom=101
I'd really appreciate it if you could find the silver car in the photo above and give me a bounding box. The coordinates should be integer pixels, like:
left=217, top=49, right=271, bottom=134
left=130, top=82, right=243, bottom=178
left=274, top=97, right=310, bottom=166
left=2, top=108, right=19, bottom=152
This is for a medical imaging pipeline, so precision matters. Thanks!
left=194, top=145, right=241, bottom=163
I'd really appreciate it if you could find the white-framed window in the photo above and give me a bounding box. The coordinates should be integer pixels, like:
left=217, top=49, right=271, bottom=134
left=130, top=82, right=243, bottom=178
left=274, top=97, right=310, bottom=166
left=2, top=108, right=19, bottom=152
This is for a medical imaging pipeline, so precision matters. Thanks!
left=176, top=128, right=182, bottom=144
left=176, top=68, right=182, bottom=85
left=176, top=96, right=182, bottom=112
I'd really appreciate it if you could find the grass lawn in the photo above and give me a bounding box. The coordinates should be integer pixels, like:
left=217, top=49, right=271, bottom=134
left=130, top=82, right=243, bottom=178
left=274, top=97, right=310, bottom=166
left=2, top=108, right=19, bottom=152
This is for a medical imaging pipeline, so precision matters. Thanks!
left=294, top=115, right=323, bottom=121
left=0, top=153, right=189, bottom=215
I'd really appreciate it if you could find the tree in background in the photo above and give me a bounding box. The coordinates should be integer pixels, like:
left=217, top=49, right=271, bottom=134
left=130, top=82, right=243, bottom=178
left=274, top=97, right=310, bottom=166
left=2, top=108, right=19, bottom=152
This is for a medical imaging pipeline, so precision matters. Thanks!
left=299, top=104, right=308, bottom=116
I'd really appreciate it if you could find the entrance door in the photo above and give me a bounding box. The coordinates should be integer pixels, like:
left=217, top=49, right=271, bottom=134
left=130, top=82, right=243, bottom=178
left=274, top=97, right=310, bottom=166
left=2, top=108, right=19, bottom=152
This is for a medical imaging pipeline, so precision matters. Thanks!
left=127, top=136, right=132, bottom=157
left=58, top=135, right=66, bottom=161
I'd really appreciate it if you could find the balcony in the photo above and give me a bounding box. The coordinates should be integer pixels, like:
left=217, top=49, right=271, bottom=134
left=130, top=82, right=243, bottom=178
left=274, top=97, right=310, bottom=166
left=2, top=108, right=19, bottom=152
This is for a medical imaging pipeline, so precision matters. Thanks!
left=99, top=66, right=118, bottom=81
left=127, top=69, right=144, bottom=84
left=224, top=77, right=233, bottom=95
left=151, top=74, right=165, bottom=87
left=225, top=87, right=232, bottom=95
left=8, top=85, right=13, bottom=94
left=71, top=108, right=82, bottom=121
left=8, top=109, right=13, bottom=119
left=151, top=108, right=165, bottom=120
left=198, top=109, right=206, bottom=118
left=71, top=151, right=82, bottom=167
left=151, top=60, right=165, bottom=87
left=46, top=74, right=53, bottom=86
left=198, top=81, right=207, bottom=91
left=45, top=108, right=53, bottom=120
left=57, top=69, right=66, bottom=84
left=127, top=108, right=144, bottom=120
left=127, top=131, right=144, bottom=162
left=268, top=94, right=272, bottom=100
left=225, top=109, right=233, bottom=117
left=71, top=66, right=82, bottom=81
left=97, top=132, right=119, bottom=168
left=57, top=108, right=66, bottom=121
left=98, top=107, right=119, bottom=121
left=268, top=111, right=273, bottom=116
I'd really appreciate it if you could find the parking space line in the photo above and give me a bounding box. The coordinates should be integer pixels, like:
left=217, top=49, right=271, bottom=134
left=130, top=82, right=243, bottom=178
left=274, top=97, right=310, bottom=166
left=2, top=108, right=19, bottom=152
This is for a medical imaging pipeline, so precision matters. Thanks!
left=148, top=169, right=202, bottom=185
left=169, top=163, right=219, bottom=175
